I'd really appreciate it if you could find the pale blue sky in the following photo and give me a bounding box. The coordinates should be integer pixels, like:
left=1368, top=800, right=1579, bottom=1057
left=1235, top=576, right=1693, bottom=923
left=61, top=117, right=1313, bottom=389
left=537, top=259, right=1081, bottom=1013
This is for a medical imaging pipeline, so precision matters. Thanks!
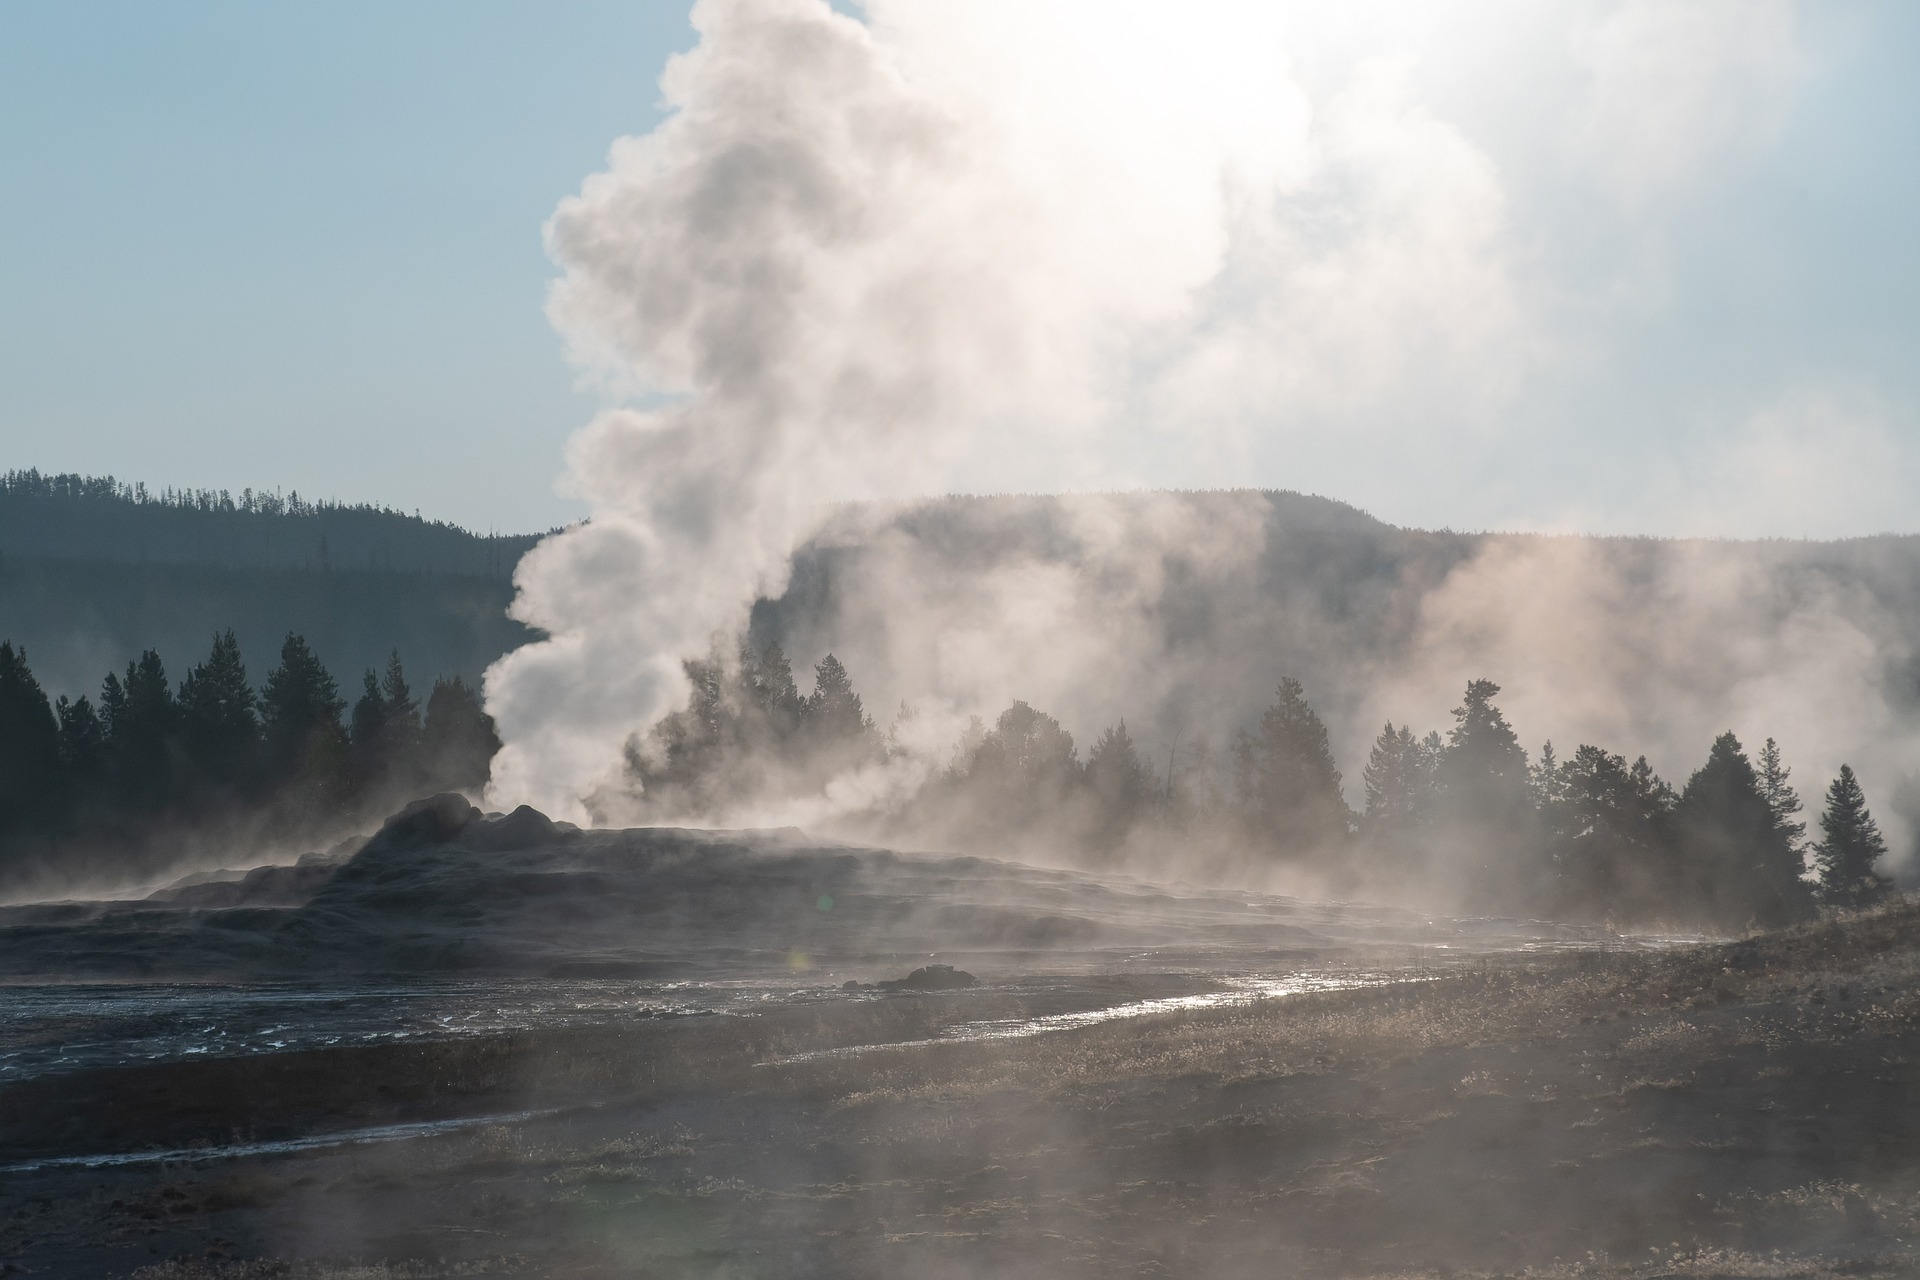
left=1, top=2, right=696, bottom=533
left=2, top=2, right=1917, bottom=535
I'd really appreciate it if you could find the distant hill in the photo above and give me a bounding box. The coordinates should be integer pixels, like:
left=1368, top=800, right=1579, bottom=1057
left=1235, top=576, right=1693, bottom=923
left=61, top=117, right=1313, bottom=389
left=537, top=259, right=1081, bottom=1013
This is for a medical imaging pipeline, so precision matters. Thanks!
left=747, top=489, right=1920, bottom=859
left=0, top=470, right=548, bottom=698
left=0, top=469, right=544, bottom=575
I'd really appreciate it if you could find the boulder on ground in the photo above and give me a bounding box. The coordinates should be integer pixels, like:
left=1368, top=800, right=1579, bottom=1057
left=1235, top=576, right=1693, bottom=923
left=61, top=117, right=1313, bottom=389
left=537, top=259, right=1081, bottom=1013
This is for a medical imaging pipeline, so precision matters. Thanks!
left=878, top=963, right=977, bottom=991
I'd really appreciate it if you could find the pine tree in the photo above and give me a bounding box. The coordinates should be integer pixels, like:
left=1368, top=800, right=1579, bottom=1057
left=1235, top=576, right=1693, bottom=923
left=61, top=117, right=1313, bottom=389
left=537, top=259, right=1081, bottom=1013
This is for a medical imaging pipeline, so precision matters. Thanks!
left=1757, top=737, right=1808, bottom=858
left=625, top=655, right=730, bottom=817
left=380, top=652, right=421, bottom=753
left=1431, top=679, right=1539, bottom=909
left=259, top=634, right=348, bottom=802
left=742, top=640, right=804, bottom=738
left=1553, top=744, right=1676, bottom=918
left=349, top=669, right=390, bottom=789
left=804, top=655, right=872, bottom=743
left=420, top=676, right=501, bottom=794
left=110, top=650, right=178, bottom=812
left=800, top=653, right=879, bottom=774
left=1233, top=678, right=1350, bottom=857
left=55, top=694, right=108, bottom=816
left=1675, top=732, right=1813, bottom=929
left=1530, top=741, right=1561, bottom=803
left=1812, top=764, right=1891, bottom=908
left=0, top=642, right=60, bottom=842
left=1364, top=722, right=1436, bottom=831
left=1439, top=680, right=1529, bottom=797
left=1528, top=741, right=1564, bottom=852
left=1085, top=720, right=1156, bottom=848
left=98, top=671, right=127, bottom=745
left=966, top=700, right=1081, bottom=794
left=177, top=630, right=259, bottom=794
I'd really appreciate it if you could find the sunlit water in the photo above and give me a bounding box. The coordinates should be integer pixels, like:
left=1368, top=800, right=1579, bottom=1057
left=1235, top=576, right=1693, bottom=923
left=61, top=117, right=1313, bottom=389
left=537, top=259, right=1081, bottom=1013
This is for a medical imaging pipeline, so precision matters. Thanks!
left=772, top=970, right=1424, bottom=1064
left=0, top=964, right=1437, bottom=1085
left=0, top=934, right=1688, bottom=1086
left=0, top=1109, right=559, bottom=1174
left=0, top=976, right=825, bottom=1083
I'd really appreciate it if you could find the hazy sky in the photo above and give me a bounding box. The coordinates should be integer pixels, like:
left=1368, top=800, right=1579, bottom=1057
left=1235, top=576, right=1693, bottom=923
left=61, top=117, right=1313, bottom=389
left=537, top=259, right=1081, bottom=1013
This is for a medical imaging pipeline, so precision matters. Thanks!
left=2, top=1, right=1916, bottom=537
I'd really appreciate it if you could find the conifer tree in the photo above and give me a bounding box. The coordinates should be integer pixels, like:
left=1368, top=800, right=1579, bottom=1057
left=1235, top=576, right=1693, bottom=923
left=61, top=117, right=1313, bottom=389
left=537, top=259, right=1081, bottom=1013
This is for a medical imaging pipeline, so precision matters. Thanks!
left=1085, top=720, right=1156, bottom=847
left=177, top=630, right=259, bottom=794
left=0, top=642, right=60, bottom=842
left=1553, top=744, right=1676, bottom=917
left=380, top=651, right=421, bottom=752
left=1529, top=740, right=1566, bottom=851
left=804, top=655, right=872, bottom=744
left=1430, top=679, right=1539, bottom=908
left=743, top=640, right=804, bottom=738
left=111, top=650, right=178, bottom=812
left=349, top=669, right=390, bottom=788
left=1757, top=737, right=1808, bottom=859
left=625, top=655, right=730, bottom=817
left=967, top=701, right=1080, bottom=791
left=55, top=695, right=108, bottom=815
left=1439, top=680, right=1530, bottom=799
left=1675, top=732, right=1813, bottom=929
left=797, top=653, right=880, bottom=780
left=1234, top=678, right=1350, bottom=857
left=421, top=676, right=501, bottom=793
left=1364, top=722, right=1437, bottom=831
left=259, top=634, right=347, bottom=795
left=1812, top=764, right=1891, bottom=908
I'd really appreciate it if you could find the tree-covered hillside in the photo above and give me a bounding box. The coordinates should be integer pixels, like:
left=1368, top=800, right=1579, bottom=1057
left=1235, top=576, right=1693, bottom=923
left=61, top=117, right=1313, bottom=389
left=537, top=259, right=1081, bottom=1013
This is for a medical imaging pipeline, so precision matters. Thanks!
left=0, top=469, right=544, bottom=574
left=0, top=470, right=548, bottom=698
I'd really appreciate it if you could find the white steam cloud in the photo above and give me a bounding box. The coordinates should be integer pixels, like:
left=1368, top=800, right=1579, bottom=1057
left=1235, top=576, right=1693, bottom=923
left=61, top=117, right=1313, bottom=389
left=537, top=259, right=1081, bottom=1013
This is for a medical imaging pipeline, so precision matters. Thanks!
left=485, top=0, right=1846, bottom=822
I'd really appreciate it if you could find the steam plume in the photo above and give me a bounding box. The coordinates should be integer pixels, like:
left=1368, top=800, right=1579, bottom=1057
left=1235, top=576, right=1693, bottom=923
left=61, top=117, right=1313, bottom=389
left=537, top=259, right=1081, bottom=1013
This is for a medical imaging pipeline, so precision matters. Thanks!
left=484, top=0, right=1535, bottom=815
left=484, top=0, right=1834, bottom=823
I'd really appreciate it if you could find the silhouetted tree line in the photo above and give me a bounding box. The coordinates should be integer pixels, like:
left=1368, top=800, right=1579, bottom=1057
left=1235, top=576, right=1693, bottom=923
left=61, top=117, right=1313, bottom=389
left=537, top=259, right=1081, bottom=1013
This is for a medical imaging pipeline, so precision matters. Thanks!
left=622, top=648, right=1895, bottom=931
left=0, top=632, right=499, bottom=885
left=622, top=644, right=883, bottom=816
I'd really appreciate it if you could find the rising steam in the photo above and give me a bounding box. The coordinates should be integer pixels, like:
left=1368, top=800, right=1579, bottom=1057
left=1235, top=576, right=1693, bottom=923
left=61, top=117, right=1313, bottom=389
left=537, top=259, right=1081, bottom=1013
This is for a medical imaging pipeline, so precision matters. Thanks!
left=484, top=0, right=1517, bottom=816
left=484, top=0, right=1868, bottom=831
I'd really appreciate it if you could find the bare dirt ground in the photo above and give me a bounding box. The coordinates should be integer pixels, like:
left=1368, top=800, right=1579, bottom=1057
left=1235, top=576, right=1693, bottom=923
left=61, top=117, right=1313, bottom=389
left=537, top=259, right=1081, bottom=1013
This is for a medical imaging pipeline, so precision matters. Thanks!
left=7, top=899, right=1920, bottom=1278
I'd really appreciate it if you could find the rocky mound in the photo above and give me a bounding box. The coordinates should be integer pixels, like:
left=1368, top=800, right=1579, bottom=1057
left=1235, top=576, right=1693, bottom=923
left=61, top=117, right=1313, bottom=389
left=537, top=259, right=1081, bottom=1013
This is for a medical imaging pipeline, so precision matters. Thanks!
left=0, top=795, right=1576, bottom=981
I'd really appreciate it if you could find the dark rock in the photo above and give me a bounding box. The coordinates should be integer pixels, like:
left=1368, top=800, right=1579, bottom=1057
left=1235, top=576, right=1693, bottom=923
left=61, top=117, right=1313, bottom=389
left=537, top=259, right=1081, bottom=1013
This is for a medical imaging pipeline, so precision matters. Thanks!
left=377, top=794, right=480, bottom=846
left=147, top=862, right=340, bottom=909
left=465, top=804, right=567, bottom=852
left=878, top=964, right=977, bottom=991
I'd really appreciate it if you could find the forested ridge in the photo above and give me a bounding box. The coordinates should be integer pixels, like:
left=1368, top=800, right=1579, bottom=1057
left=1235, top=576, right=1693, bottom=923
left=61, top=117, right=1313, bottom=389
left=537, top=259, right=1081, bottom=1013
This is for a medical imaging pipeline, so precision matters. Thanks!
left=0, top=468, right=545, bottom=574
left=0, top=470, right=546, bottom=698
left=617, top=642, right=1895, bottom=931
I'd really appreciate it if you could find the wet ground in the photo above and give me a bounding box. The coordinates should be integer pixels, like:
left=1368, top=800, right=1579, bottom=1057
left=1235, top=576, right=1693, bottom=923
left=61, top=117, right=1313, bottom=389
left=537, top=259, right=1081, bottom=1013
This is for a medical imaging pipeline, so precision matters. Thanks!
left=8, top=809, right=1896, bottom=1278
left=7, top=918, right=1920, bottom=1277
